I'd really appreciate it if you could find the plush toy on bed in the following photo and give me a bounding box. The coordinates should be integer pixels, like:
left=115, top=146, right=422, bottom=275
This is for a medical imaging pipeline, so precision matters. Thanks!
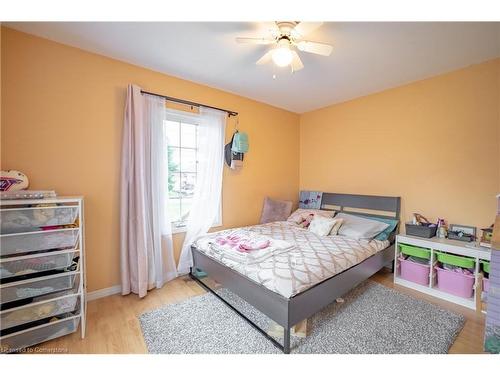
left=0, top=170, right=29, bottom=191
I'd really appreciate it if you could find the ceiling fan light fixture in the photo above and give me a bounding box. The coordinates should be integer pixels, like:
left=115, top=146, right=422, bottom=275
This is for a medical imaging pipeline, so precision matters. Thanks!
left=272, top=44, right=293, bottom=67
left=238, top=22, right=332, bottom=72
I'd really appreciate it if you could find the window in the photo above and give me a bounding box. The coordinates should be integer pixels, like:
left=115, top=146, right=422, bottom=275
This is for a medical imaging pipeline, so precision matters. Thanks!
left=164, top=111, right=221, bottom=233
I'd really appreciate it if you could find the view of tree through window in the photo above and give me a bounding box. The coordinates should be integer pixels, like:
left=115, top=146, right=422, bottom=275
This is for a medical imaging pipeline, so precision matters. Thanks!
left=165, top=118, right=198, bottom=229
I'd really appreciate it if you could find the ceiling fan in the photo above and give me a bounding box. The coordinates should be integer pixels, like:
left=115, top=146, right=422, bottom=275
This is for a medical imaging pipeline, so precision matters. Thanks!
left=236, top=21, right=332, bottom=72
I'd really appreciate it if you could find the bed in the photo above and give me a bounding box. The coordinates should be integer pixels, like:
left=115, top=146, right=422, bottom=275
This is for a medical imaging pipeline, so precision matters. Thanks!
left=190, top=193, right=401, bottom=353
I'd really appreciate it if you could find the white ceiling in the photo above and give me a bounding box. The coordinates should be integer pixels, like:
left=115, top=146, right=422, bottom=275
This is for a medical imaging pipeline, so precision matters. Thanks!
left=6, top=22, right=500, bottom=113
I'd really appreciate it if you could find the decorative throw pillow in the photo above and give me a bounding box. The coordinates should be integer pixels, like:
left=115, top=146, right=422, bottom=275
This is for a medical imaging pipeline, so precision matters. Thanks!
left=287, top=209, right=335, bottom=225
left=259, top=197, right=293, bottom=224
left=336, top=213, right=390, bottom=240
left=329, top=218, right=344, bottom=235
left=308, top=216, right=343, bottom=237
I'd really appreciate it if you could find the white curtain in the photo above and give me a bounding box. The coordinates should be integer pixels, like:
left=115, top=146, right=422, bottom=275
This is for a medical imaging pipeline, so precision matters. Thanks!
left=177, top=107, right=227, bottom=274
left=120, top=84, right=177, bottom=297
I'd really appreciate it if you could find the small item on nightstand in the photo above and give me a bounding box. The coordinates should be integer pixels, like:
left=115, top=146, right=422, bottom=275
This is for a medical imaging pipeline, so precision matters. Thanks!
left=436, top=218, right=447, bottom=239
left=406, top=214, right=437, bottom=238
left=479, top=225, right=494, bottom=248
left=447, top=224, right=476, bottom=242
left=412, top=213, right=430, bottom=226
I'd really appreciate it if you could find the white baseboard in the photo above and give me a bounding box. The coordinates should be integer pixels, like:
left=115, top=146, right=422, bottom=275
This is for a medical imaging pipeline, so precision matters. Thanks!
left=87, top=285, right=122, bottom=301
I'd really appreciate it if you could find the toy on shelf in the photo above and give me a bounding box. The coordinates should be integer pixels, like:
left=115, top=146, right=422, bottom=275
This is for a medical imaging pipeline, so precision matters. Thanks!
left=480, top=225, right=494, bottom=248
left=436, top=218, right=448, bottom=239
left=0, top=170, right=57, bottom=200
left=0, top=170, right=29, bottom=192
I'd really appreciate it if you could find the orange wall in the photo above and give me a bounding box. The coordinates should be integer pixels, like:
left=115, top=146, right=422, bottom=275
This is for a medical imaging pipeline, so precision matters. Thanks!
left=0, top=28, right=300, bottom=292
left=300, top=59, right=500, bottom=230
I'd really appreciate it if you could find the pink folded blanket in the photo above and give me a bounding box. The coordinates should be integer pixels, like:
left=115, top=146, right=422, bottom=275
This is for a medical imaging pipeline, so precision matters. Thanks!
left=216, top=233, right=270, bottom=252
left=208, top=229, right=294, bottom=264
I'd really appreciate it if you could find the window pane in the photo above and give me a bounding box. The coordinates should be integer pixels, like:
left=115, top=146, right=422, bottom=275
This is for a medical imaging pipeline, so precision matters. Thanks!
left=180, top=172, right=196, bottom=197
left=168, top=146, right=180, bottom=169
left=168, top=198, right=182, bottom=223
left=181, top=198, right=193, bottom=221
left=181, top=123, right=197, bottom=148
left=180, top=148, right=197, bottom=172
left=169, top=172, right=181, bottom=198
left=165, top=121, right=180, bottom=147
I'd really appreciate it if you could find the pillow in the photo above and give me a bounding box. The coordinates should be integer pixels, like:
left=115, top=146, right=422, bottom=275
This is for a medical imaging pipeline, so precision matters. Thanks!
left=259, top=197, right=293, bottom=224
left=357, top=215, right=399, bottom=241
left=287, top=209, right=335, bottom=225
left=336, top=213, right=390, bottom=240
left=329, top=218, right=344, bottom=235
left=308, top=216, right=344, bottom=237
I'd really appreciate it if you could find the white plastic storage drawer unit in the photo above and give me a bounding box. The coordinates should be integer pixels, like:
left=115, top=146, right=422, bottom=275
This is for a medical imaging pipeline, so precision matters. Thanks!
left=0, top=249, right=79, bottom=279
left=0, top=205, right=78, bottom=234
left=1, top=288, right=80, bottom=330
left=0, top=314, right=80, bottom=353
left=0, top=197, right=86, bottom=352
left=0, top=228, right=79, bottom=256
left=0, top=271, right=79, bottom=304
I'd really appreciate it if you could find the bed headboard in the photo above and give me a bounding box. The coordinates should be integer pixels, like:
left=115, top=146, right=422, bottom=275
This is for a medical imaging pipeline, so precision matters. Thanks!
left=319, top=192, right=401, bottom=242
left=320, top=192, right=401, bottom=220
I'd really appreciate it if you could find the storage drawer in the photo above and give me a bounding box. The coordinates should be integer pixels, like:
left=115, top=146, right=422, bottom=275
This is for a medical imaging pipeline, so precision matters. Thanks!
left=0, top=271, right=79, bottom=304
left=1, top=290, right=80, bottom=330
left=399, top=243, right=431, bottom=259
left=0, top=314, right=80, bottom=353
left=399, top=257, right=431, bottom=286
left=0, top=249, right=78, bottom=279
left=435, top=251, right=475, bottom=269
left=0, top=206, right=78, bottom=234
left=435, top=266, right=475, bottom=298
left=481, top=260, right=490, bottom=274
left=0, top=228, right=79, bottom=256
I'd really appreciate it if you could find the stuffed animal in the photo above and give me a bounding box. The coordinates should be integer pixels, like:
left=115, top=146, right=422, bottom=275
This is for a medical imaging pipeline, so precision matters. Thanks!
left=0, top=170, right=29, bottom=191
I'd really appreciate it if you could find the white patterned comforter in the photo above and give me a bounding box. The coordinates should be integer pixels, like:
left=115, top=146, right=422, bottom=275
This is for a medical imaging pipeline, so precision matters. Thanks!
left=193, top=221, right=390, bottom=298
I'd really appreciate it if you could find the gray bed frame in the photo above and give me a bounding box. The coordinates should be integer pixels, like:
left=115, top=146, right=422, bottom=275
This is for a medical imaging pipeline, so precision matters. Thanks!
left=190, top=192, right=401, bottom=353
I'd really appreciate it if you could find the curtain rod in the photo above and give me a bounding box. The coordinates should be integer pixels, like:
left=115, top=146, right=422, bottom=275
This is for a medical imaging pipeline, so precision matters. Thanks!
left=140, top=90, right=238, bottom=117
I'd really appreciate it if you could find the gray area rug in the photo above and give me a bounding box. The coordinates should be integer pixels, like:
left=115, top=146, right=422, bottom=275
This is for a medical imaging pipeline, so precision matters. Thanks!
left=139, top=281, right=465, bottom=354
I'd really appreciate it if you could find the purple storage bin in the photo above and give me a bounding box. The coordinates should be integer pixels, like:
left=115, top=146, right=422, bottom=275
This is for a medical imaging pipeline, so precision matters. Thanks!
left=435, top=266, right=475, bottom=298
left=483, top=277, right=489, bottom=293
left=399, top=258, right=430, bottom=285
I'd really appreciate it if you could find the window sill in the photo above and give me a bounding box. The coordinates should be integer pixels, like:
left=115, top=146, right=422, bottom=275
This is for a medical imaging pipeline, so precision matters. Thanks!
left=171, top=221, right=223, bottom=235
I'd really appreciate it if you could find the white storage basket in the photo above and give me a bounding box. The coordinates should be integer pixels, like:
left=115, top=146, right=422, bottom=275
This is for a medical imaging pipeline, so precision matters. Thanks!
left=0, top=315, right=80, bottom=353
left=0, top=249, right=78, bottom=279
left=1, top=293, right=80, bottom=330
left=0, top=228, right=79, bottom=256
left=0, top=271, right=78, bottom=304
left=0, top=205, right=78, bottom=234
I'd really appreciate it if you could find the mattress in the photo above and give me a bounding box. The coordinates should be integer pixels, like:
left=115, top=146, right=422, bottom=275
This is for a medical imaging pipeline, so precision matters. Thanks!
left=193, top=221, right=390, bottom=298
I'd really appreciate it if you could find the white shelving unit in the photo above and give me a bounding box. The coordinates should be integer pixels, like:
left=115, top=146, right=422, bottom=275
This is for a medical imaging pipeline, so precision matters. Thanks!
left=0, top=197, right=86, bottom=353
left=394, top=234, right=491, bottom=312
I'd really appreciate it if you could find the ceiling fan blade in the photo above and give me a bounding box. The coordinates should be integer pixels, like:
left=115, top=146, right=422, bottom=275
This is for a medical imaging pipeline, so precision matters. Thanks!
left=296, top=41, right=333, bottom=56
left=290, top=51, right=304, bottom=72
left=256, top=50, right=274, bottom=65
left=257, top=21, right=280, bottom=35
left=293, top=22, right=323, bottom=37
left=236, top=37, right=275, bottom=45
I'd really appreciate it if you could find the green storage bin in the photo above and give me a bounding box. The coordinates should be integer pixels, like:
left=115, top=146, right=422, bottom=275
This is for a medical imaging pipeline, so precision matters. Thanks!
left=435, top=251, right=475, bottom=269
left=399, top=243, right=431, bottom=259
left=481, top=260, right=490, bottom=274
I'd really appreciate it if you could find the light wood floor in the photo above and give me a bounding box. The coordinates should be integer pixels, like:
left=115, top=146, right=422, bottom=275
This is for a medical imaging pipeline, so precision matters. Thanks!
left=35, top=269, right=486, bottom=354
